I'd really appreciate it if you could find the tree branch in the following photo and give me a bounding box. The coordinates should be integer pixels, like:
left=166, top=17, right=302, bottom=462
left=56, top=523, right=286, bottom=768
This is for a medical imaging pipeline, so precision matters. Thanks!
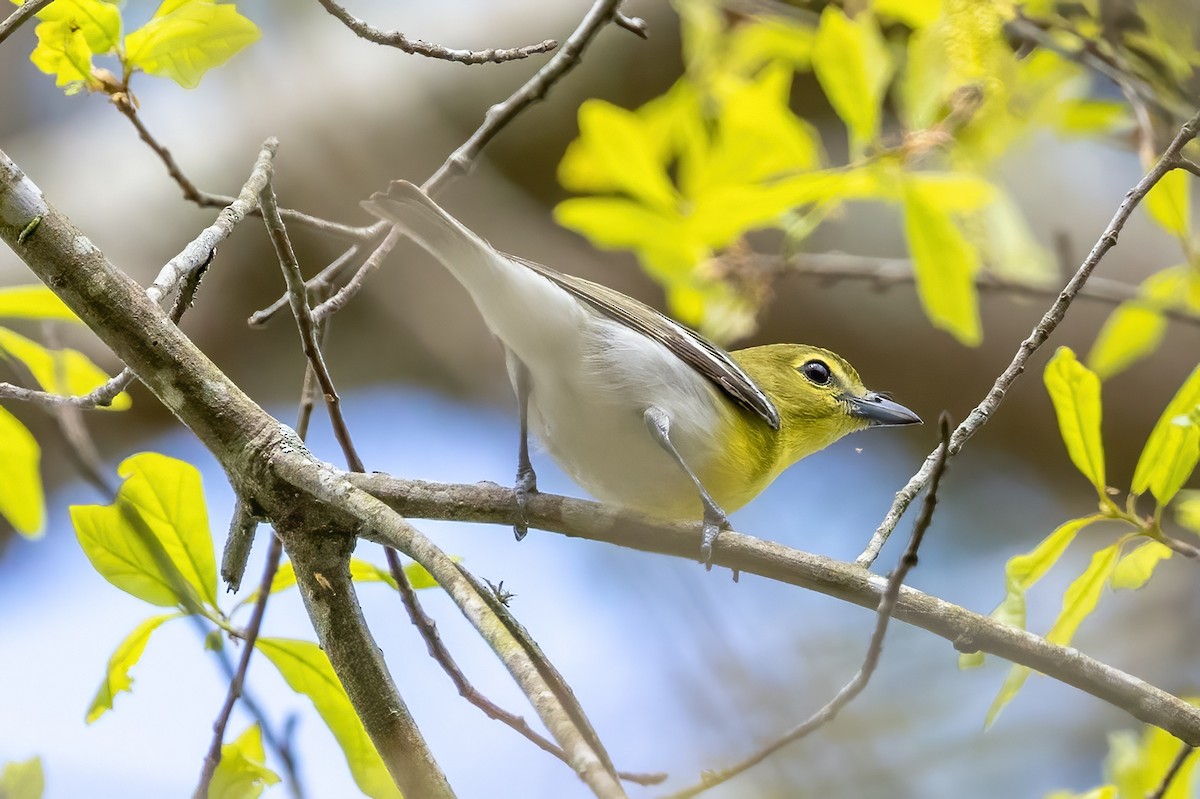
left=856, top=108, right=1200, bottom=568
left=315, top=0, right=557, bottom=64
left=346, top=472, right=1200, bottom=748
left=0, top=0, right=52, bottom=46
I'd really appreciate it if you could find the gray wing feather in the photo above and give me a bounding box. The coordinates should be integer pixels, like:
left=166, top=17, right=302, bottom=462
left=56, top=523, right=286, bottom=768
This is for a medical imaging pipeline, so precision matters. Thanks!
left=511, top=255, right=781, bottom=430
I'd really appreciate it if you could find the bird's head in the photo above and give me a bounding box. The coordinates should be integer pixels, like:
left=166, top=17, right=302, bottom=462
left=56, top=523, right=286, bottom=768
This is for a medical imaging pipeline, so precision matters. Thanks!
left=731, top=343, right=921, bottom=464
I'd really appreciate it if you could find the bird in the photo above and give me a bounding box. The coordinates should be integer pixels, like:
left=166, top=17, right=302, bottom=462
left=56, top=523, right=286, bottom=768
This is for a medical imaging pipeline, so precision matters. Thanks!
left=362, top=181, right=921, bottom=564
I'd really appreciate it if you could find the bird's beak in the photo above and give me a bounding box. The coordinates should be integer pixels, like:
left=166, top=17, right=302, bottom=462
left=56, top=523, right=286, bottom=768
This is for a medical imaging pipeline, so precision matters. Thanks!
left=845, top=392, right=923, bottom=426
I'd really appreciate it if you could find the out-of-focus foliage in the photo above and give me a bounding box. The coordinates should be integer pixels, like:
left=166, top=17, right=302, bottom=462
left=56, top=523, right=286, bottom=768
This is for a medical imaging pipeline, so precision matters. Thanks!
left=556, top=0, right=1144, bottom=344
left=67, top=453, right=438, bottom=798
left=0, top=286, right=132, bottom=538
left=1047, top=703, right=1200, bottom=799
left=0, top=757, right=43, bottom=799
left=208, top=724, right=280, bottom=799
left=964, top=349, right=1200, bottom=724
left=11, top=0, right=259, bottom=95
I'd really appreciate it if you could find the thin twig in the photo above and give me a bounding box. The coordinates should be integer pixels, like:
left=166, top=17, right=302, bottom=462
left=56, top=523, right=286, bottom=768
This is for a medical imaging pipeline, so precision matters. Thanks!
left=311, top=227, right=401, bottom=322
left=661, top=416, right=953, bottom=799
left=384, top=548, right=665, bottom=786
left=315, top=0, right=557, bottom=64
left=0, top=0, right=52, bottom=46
left=614, top=13, right=649, bottom=39
left=115, top=106, right=366, bottom=241
left=248, top=240, right=373, bottom=327
left=260, top=180, right=365, bottom=472
left=1147, top=743, right=1196, bottom=799
left=312, top=0, right=631, bottom=321
left=42, top=325, right=116, bottom=497
left=193, top=535, right=285, bottom=798
left=773, top=252, right=1200, bottom=327
left=423, top=0, right=628, bottom=193
left=856, top=109, right=1200, bottom=568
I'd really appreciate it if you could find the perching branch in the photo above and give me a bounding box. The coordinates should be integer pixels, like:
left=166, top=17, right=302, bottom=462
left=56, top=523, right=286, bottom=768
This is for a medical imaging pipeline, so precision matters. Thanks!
left=661, top=415, right=954, bottom=799
left=346, top=472, right=1200, bottom=748
left=856, top=108, right=1200, bottom=568
left=315, top=0, right=557, bottom=64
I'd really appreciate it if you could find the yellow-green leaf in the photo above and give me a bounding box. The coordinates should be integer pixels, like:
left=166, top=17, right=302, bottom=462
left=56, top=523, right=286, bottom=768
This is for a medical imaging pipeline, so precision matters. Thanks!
left=209, top=724, right=280, bottom=799
left=1087, top=266, right=1188, bottom=380
left=32, top=0, right=120, bottom=53
left=237, top=556, right=440, bottom=610
left=0, top=327, right=130, bottom=410
left=0, top=406, right=44, bottom=538
left=124, top=0, right=260, bottom=90
left=1177, top=490, right=1200, bottom=535
left=257, top=638, right=400, bottom=799
left=901, top=177, right=982, bottom=345
left=554, top=197, right=692, bottom=255
left=1045, top=543, right=1120, bottom=646
left=85, top=613, right=179, bottom=723
left=811, top=7, right=893, bottom=155
left=557, top=100, right=678, bottom=211
left=874, top=0, right=942, bottom=29
left=1144, top=168, right=1191, bottom=239
left=976, top=188, right=1056, bottom=286
left=1044, top=788, right=1117, bottom=799
left=1111, top=540, right=1172, bottom=591
left=985, top=663, right=1031, bottom=729
left=0, top=756, right=44, bottom=799
left=72, top=453, right=216, bottom=609
left=725, top=16, right=814, bottom=73
left=907, top=172, right=996, bottom=212
left=1146, top=413, right=1200, bottom=507
left=965, top=515, right=1103, bottom=672
left=0, top=286, right=80, bottom=323
left=1105, top=707, right=1200, bottom=799
left=29, top=18, right=96, bottom=89
left=1044, top=347, right=1106, bottom=494
left=1133, top=363, right=1200, bottom=495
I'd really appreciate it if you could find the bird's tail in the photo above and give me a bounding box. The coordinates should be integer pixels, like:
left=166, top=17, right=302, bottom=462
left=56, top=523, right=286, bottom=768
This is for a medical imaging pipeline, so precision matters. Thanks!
left=361, top=180, right=501, bottom=289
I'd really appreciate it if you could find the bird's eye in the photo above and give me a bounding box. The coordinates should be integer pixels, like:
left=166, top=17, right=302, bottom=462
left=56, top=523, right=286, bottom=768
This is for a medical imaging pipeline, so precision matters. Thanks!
left=799, top=359, right=832, bottom=386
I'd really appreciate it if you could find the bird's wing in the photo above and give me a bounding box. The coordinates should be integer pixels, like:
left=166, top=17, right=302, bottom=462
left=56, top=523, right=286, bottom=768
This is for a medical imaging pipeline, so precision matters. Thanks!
left=511, top=255, right=781, bottom=430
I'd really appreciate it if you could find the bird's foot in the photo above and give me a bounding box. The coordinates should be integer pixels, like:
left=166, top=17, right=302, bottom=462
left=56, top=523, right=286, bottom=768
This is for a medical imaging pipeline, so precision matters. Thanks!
left=513, top=468, right=538, bottom=541
left=699, top=509, right=731, bottom=571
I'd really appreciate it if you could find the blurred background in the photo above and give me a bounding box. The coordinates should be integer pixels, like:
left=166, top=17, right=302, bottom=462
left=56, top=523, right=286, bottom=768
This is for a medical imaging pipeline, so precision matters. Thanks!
left=1, top=0, right=1199, bottom=797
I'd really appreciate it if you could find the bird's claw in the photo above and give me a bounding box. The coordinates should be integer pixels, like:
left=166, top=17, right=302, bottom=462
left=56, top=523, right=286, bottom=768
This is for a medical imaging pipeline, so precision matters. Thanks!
left=700, top=512, right=730, bottom=571
left=513, top=468, right=538, bottom=541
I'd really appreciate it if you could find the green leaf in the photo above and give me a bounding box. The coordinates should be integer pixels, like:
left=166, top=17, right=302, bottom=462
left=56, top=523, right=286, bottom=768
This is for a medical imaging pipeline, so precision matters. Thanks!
left=85, top=613, right=179, bottom=723
left=209, top=724, right=280, bottom=799
left=0, top=406, right=44, bottom=538
left=985, top=663, right=1031, bottom=729
left=965, top=515, right=1103, bottom=672
left=31, top=0, right=120, bottom=53
left=1133, top=363, right=1200, bottom=495
left=901, top=176, right=982, bottom=346
left=0, top=327, right=131, bottom=410
left=257, top=638, right=400, bottom=799
left=1144, top=168, right=1191, bottom=238
left=1087, top=266, right=1189, bottom=380
left=874, top=0, right=942, bottom=28
left=1045, top=543, right=1120, bottom=646
left=71, top=453, right=217, bottom=609
left=811, top=7, right=893, bottom=155
left=124, top=0, right=260, bottom=89
left=554, top=197, right=693, bottom=256
left=0, top=756, right=44, bottom=799
left=1177, top=490, right=1200, bottom=535
left=976, top=188, right=1056, bottom=286
left=907, top=172, right=996, bottom=212
left=28, top=18, right=96, bottom=89
left=1105, top=710, right=1200, bottom=799
left=557, top=99, right=678, bottom=211
left=1044, top=347, right=1106, bottom=494
left=1145, top=413, right=1200, bottom=507
left=0, top=286, right=80, bottom=323
left=1111, top=540, right=1172, bottom=591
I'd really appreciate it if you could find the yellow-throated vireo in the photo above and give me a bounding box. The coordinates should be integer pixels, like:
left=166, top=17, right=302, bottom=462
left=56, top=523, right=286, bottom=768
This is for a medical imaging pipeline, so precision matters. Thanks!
left=363, top=181, right=921, bottom=563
